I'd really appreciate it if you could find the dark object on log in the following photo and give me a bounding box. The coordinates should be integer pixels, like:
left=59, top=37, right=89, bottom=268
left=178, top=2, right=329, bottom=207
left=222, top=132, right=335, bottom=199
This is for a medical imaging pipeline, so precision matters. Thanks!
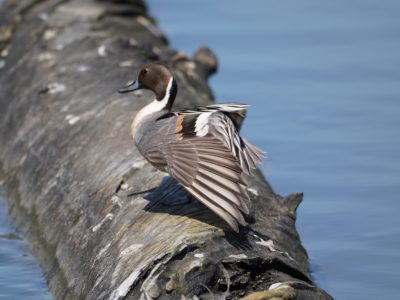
left=0, top=0, right=333, bottom=299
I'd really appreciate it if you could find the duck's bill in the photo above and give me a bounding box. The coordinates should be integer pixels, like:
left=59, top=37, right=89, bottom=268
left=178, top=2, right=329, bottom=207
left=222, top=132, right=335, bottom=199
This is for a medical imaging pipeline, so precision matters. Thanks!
left=118, top=80, right=142, bottom=94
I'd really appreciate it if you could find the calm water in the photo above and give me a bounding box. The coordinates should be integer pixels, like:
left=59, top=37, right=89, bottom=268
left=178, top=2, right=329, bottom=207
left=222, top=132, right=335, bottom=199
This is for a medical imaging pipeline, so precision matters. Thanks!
left=0, top=196, right=51, bottom=300
left=147, top=1, right=400, bottom=299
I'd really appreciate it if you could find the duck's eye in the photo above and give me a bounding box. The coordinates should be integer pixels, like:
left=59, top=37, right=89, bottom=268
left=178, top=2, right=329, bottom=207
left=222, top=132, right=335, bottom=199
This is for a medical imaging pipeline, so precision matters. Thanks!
left=143, top=68, right=149, bottom=75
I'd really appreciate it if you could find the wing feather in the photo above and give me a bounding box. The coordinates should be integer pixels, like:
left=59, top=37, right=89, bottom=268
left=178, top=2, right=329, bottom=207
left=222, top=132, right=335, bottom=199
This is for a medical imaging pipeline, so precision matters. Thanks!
left=197, top=161, right=241, bottom=183
left=163, top=138, right=248, bottom=231
left=151, top=109, right=265, bottom=232
left=196, top=172, right=249, bottom=214
left=197, top=167, right=243, bottom=195
left=197, top=154, right=241, bottom=171
left=191, top=181, right=245, bottom=225
left=185, top=186, right=240, bottom=232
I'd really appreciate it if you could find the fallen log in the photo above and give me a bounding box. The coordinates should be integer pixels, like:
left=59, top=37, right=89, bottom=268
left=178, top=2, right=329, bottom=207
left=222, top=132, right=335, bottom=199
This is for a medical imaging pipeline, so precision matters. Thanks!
left=0, top=0, right=333, bottom=299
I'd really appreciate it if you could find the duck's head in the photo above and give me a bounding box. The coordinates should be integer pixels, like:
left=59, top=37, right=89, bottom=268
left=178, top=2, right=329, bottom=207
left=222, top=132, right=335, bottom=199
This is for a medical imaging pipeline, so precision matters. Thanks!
left=118, top=62, right=177, bottom=110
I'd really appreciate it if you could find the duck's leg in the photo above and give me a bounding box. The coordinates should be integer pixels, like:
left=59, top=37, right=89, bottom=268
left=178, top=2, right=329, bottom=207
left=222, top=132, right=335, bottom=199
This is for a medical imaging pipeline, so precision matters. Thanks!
left=128, top=187, right=157, bottom=197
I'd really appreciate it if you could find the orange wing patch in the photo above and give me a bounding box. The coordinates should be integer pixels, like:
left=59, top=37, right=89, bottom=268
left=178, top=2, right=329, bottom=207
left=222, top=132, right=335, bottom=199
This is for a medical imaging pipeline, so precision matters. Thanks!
left=176, top=114, right=184, bottom=140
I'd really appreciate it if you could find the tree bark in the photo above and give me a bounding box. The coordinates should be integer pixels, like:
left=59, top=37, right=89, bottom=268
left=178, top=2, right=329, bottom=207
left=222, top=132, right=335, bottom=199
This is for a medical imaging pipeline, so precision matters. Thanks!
left=0, top=0, right=333, bottom=299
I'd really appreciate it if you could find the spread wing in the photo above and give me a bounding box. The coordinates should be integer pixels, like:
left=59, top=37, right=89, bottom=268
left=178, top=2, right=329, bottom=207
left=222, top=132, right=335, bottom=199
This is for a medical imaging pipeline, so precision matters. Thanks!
left=156, top=110, right=264, bottom=232
left=162, top=137, right=249, bottom=232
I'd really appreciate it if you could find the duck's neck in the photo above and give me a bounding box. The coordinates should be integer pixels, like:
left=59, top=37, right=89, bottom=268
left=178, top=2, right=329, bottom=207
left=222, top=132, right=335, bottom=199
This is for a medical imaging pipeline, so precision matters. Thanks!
left=131, top=78, right=177, bottom=139
left=159, top=77, right=177, bottom=111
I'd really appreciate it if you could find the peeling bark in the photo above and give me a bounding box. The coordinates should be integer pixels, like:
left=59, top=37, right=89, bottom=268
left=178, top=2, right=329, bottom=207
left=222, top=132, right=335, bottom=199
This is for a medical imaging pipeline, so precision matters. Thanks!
left=0, top=0, right=333, bottom=299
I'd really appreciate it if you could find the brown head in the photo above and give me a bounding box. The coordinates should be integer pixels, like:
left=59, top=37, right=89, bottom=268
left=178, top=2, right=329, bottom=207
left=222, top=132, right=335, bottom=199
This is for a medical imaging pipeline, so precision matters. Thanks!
left=118, top=63, right=177, bottom=110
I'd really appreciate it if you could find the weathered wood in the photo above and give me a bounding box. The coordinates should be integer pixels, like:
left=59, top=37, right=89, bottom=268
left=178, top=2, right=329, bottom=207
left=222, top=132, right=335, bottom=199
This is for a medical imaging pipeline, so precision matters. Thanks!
left=0, top=0, right=333, bottom=299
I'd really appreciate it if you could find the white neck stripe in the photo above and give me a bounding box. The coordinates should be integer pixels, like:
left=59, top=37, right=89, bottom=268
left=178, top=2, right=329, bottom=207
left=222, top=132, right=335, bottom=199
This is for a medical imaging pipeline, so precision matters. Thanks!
left=131, top=77, right=174, bottom=139
left=160, top=77, right=173, bottom=103
left=139, top=77, right=173, bottom=116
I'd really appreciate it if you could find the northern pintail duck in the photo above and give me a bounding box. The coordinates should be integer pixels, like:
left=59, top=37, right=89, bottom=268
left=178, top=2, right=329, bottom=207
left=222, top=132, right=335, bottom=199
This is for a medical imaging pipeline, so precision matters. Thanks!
left=119, top=62, right=265, bottom=232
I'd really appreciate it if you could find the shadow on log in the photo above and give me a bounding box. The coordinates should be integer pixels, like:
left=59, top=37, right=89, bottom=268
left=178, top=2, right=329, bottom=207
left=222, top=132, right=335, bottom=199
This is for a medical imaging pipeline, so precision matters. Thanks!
left=0, top=0, right=333, bottom=299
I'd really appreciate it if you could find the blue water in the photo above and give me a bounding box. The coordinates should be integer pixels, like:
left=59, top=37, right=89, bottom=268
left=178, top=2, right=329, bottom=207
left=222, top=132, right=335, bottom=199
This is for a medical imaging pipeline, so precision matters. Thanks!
left=0, top=196, right=51, bottom=300
left=147, top=1, right=400, bottom=299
